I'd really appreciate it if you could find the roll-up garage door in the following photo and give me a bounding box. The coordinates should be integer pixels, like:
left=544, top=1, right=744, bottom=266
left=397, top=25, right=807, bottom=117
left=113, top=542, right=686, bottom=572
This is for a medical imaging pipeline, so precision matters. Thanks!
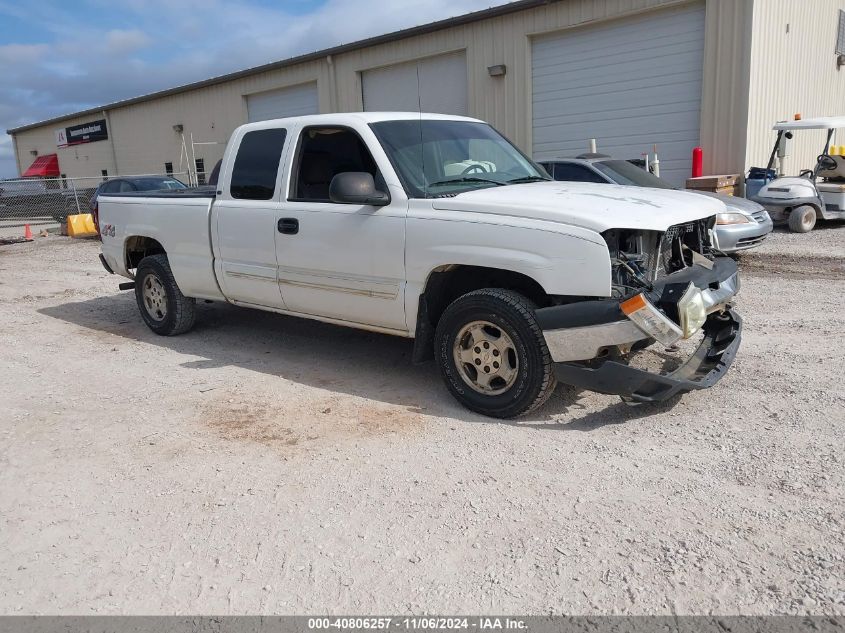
left=362, top=51, right=468, bottom=115
left=532, top=4, right=705, bottom=186
left=246, top=83, right=318, bottom=123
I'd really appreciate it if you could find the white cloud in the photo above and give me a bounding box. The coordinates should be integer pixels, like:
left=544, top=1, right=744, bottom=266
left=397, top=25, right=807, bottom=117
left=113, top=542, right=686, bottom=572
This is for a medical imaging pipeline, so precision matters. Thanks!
left=0, top=43, right=49, bottom=65
left=105, top=28, right=150, bottom=55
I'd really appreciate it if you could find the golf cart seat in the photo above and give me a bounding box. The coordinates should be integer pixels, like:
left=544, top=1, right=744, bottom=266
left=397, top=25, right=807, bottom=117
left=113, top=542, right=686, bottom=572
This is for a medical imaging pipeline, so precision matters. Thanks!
left=818, top=156, right=845, bottom=180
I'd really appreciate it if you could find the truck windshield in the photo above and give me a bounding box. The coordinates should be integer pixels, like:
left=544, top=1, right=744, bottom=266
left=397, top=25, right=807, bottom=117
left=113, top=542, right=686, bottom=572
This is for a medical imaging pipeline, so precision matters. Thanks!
left=370, top=120, right=548, bottom=198
left=593, top=160, right=675, bottom=190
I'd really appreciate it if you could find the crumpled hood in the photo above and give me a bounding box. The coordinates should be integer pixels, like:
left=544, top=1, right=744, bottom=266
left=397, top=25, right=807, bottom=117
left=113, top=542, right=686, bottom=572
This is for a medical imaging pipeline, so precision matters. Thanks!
left=431, top=181, right=726, bottom=233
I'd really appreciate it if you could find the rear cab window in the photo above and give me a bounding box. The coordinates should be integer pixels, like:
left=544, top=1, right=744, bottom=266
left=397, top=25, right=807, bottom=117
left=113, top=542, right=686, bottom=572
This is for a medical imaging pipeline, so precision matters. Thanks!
left=230, top=128, right=287, bottom=200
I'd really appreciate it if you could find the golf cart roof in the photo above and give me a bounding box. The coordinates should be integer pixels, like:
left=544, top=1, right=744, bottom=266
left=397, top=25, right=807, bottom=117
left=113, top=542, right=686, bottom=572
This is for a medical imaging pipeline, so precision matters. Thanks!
left=773, top=116, right=845, bottom=131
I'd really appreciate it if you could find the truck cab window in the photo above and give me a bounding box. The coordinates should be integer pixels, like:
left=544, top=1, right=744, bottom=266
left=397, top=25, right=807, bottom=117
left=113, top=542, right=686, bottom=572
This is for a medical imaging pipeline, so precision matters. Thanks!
left=292, top=127, right=382, bottom=202
left=231, top=128, right=287, bottom=200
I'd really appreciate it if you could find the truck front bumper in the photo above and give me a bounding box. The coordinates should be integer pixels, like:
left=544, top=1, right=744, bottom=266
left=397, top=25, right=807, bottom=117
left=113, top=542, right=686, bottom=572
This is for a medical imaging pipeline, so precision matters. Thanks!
left=553, top=310, right=741, bottom=402
left=536, top=257, right=742, bottom=402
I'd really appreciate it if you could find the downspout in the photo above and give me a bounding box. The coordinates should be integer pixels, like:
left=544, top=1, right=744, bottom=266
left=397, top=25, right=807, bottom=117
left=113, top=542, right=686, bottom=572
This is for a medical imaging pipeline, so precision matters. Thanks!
left=326, top=54, right=338, bottom=112
left=11, top=133, right=22, bottom=177
left=103, top=109, right=119, bottom=175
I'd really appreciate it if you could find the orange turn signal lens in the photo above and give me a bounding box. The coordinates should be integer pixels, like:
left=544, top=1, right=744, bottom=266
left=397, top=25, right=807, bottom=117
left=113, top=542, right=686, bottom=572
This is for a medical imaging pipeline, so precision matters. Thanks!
left=620, top=293, right=647, bottom=316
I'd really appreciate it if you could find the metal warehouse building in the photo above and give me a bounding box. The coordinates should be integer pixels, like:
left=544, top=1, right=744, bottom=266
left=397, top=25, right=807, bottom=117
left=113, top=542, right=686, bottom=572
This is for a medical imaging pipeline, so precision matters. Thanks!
left=8, top=0, right=845, bottom=187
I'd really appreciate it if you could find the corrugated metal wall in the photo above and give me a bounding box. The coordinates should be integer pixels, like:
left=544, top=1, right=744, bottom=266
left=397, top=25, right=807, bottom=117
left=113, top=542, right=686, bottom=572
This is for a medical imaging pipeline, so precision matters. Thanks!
left=13, top=0, right=759, bottom=180
left=745, top=0, right=845, bottom=173
left=698, top=0, right=754, bottom=175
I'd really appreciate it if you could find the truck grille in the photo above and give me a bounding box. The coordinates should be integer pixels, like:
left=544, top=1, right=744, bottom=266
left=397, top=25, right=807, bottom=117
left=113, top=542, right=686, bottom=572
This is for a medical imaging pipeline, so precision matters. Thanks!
left=655, top=219, right=713, bottom=279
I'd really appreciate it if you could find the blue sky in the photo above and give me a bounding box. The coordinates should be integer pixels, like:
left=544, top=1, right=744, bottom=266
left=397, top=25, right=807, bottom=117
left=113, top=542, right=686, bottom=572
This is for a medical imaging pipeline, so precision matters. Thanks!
left=0, top=0, right=509, bottom=177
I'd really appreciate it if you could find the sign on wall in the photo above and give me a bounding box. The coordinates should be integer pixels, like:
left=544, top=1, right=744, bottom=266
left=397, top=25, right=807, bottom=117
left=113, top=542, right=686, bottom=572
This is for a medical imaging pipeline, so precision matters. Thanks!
left=56, top=119, right=108, bottom=148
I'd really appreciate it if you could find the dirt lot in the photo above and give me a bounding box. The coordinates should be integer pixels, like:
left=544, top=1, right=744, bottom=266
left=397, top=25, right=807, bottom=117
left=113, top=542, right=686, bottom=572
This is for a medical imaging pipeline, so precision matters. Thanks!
left=1, top=227, right=843, bottom=615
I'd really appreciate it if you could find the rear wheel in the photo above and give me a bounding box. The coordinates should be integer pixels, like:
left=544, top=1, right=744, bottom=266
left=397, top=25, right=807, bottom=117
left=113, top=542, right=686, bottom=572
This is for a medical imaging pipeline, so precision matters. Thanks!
left=134, top=254, right=196, bottom=336
left=434, top=288, right=556, bottom=418
left=788, top=205, right=816, bottom=233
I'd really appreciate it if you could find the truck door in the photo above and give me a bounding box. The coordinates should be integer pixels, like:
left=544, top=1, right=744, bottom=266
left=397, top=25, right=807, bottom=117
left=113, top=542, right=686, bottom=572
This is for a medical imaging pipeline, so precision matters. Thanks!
left=212, top=127, right=289, bottom=309
left=275, top=125, right=407, bottom=331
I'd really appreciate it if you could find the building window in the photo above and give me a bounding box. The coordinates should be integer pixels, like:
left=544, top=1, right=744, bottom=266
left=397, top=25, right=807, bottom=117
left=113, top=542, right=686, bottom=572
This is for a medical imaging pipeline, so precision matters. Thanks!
left=231, top=129, right=287, bottom=200
left=195, top=158, right=206, bottom=185
left=101, top=169, right=108, bottom=181
left=164, top=162, right=173, bottom=176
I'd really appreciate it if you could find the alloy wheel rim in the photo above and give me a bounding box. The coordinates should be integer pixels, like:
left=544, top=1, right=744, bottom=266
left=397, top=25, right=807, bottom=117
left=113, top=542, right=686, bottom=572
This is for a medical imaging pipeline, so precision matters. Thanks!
left=453, top=320, right=519, bottom=395
left=142, top=274, right=167, bottom=321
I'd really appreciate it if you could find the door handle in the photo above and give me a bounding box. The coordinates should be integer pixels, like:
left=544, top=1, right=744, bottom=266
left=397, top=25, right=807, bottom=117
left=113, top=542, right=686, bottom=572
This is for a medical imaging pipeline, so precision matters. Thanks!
left=277, top=218, right=299, bottom=235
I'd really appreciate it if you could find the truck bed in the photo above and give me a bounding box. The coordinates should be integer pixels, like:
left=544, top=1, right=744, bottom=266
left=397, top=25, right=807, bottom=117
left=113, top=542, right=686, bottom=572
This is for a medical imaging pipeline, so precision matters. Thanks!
left=98, top=192, right=224, bottom=301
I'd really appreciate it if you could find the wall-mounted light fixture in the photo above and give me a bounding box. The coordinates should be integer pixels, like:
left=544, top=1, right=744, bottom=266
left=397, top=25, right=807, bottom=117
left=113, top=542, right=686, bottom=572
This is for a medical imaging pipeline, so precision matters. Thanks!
left=173, top=124, right=184, bottom=133
left=487, top=64, right=506, bottom=77
left=29, top=149, right=38, bottom=156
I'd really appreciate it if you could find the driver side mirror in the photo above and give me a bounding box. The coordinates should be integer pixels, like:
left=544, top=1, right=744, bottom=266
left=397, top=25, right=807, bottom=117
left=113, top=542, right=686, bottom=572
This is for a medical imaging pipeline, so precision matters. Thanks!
left=329, top=172, right=389, bottom=206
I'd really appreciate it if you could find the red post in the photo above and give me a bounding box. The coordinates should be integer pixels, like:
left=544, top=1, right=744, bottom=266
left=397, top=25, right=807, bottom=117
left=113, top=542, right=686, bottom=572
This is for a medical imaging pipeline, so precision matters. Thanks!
left=692, top=146, right=703, bottom=178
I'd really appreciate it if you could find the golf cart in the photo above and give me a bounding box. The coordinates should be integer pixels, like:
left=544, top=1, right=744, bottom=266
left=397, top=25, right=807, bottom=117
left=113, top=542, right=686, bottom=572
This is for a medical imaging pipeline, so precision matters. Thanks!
left=751, top=116, right=845, bottom=233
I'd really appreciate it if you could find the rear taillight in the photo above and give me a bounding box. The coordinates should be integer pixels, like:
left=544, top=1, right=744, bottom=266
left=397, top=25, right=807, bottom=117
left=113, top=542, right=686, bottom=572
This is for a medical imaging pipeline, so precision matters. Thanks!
left=91, top=201, right=101, bottom=238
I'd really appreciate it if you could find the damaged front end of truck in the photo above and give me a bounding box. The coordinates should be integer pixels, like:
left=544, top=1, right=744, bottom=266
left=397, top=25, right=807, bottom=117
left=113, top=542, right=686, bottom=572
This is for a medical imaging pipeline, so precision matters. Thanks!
left=537, top=216, right=742, bottom=403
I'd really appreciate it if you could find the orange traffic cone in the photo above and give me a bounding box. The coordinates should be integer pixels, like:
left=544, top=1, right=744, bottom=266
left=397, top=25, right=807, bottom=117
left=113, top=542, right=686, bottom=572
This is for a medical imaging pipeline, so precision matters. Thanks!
left=24, top=224, right=33, bottom=240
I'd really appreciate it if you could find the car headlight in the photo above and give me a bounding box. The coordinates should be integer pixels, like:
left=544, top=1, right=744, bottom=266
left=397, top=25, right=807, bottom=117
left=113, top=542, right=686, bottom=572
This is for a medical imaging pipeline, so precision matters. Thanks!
left=716, top=212, right=751, bottom=225
left=677, top=283, right=707, bottom=338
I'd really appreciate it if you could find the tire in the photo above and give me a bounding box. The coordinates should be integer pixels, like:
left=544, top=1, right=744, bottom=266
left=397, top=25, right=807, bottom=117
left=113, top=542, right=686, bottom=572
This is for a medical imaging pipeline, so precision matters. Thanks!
left=788, top=205, right=816, bottom=233
left=434, top=288, right=556, bottom=418
left=134, top=254, right=196, bottom=336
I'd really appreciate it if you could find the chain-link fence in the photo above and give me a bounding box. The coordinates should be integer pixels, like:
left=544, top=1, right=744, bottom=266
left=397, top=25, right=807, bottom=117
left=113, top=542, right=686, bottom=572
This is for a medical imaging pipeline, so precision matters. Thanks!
left=0, top=173, right=191, bottom=228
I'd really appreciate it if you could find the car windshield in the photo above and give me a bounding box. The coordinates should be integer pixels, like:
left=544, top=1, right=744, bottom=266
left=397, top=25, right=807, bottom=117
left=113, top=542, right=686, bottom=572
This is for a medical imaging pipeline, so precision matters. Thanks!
left=370, top=120, right=548, bottom=198
left=135, top=178, right=187, bottom=190
left=593, top=160, right=675, bottom=189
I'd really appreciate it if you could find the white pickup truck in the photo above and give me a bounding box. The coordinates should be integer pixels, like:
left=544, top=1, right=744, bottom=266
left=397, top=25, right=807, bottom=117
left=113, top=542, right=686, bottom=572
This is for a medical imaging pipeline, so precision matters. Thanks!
left=98, top=112, right=742, bottom=418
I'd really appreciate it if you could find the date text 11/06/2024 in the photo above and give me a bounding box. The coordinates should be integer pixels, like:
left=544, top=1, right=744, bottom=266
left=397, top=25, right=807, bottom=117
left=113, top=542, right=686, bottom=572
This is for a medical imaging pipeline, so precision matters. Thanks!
left=307, top=617, right=528, bottom=630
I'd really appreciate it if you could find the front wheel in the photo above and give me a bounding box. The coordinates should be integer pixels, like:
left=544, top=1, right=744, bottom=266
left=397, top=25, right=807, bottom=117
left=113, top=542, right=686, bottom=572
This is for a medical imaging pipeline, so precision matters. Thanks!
left=434, top=288, right=556, bottom=418
left=134, top=254, right=196, bottom=336
left=788, top=205, right=816, bottom=233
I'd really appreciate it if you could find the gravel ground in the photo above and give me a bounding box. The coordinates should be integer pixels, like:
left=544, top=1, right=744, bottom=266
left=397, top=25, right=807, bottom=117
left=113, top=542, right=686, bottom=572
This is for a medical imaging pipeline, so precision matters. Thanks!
left=0, top=221, right=57, bottom=241
left=0, top=227, right=843, bottom=615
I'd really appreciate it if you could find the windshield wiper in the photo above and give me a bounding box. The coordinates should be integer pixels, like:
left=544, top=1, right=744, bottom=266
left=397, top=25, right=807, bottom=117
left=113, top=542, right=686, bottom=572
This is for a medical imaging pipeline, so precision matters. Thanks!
left=507, top=175, right=551, bottom=183
left=427, top=177, right=505, bottom=188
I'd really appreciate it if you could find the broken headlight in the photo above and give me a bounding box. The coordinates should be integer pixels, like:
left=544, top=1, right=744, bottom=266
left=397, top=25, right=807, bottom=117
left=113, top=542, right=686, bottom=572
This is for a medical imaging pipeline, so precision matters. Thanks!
left=676, top=283, right=707, bottom=338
